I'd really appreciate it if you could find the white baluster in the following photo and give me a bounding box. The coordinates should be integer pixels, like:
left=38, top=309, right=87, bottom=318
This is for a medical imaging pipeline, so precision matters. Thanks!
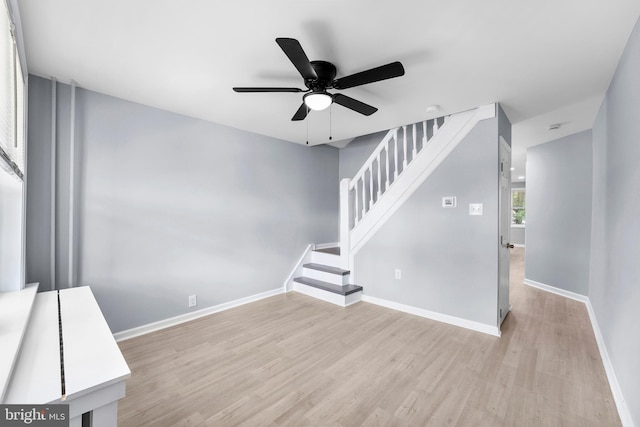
left=354, top=184, right=360, bottom=225
left=385, top=140, right=390, bottom=191
left=361, top=177, right=366, bottom=218
left=412, top=123, right=417, bottom=160
left=423, top=120, right=428, bottom=147
left=369, top=167, right=374, bottom=209
left=433, top=117, right=439, bottom=133
left=339, top=179, right=351, bottom=264
left=376, top=153, right=382, bottom=199
left=393, top=129, right=399, bottom=180
left=402, top=125, right=408, bottom=169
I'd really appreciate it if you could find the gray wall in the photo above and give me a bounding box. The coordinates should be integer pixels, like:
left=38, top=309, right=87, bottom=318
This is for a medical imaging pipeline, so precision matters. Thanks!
left=525, top=130, right=592, bottom=296
left=589, top=17, right=640, bottom=425
left=339, top=130, right=388, bottom=180
left=26, top=75, right=339, bottom=333
left=353, top=115, right=502, bottom=327
left=510, top=181, right=525, bottom=246
left=25, top=77, right=53, bottom=291
left=497, top=104, right=512, bottom=146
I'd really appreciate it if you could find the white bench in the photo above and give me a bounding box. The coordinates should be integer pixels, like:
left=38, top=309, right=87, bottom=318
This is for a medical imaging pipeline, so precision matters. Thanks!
left=2, top=285, right=130, bottom=427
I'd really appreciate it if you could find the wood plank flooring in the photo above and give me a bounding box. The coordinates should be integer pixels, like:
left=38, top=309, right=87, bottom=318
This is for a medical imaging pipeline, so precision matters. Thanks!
left=117, top=248, right=621, bottom=426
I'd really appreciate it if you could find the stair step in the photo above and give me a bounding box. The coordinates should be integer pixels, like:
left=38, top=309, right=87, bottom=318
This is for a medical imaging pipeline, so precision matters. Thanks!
left=293, top=277, right=362, bottom=296
left=314, top=247, right=340, bottom=255
left=303, top=263, right=349, bottom=276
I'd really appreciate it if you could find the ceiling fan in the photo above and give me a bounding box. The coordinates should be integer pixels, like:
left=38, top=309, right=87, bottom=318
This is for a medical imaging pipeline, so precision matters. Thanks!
left=233, top=38, right=405, bottom=121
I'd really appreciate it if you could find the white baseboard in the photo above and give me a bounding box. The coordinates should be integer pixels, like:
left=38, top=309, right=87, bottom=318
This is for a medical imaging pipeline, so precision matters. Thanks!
left=523, top=278, right=588, bottom=303
left=113, top=288, right=284, bottom=342
left=361, top=294, right=501, bottom=337
left=585, top=300, right=634, bottom=427
left=523, top=278, right=634, bottom=426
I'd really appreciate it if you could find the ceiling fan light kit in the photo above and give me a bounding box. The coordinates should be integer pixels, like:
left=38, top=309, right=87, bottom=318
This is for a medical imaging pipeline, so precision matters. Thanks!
left=233, top=38, right=405, bottom=121
left=304, top=91, right=332, bottom=111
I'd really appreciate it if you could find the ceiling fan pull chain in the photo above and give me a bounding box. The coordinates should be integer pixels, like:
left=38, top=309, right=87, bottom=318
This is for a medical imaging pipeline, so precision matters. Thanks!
left=306, top=105, right=309, bottom=145
left=329, top=104, right=333, bottom=141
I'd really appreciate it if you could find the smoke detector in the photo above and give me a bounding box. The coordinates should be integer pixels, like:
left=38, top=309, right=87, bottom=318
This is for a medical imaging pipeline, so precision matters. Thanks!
left=426, top=105, right=441, bottom=114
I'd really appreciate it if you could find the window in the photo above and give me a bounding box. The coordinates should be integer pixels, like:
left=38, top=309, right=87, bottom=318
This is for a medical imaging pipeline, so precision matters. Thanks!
left=511, top=188, right=525, bottom=227
left=0, top=0, right=24, bottom=179
left=0, top=0, right=25, bottom=292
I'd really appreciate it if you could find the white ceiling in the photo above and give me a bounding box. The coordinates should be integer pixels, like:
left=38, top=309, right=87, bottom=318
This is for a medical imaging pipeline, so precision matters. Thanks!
left=17, top=0, right=640, bottom=180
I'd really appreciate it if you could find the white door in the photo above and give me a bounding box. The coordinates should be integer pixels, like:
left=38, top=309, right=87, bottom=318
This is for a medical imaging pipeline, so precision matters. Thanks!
left=498, top=137, right=512, bottom=326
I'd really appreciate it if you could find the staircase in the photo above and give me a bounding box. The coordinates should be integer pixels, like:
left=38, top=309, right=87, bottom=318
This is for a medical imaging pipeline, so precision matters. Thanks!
left=288, top=104, right=497, bottom=306
left=292, top=246, right=363, bottom=307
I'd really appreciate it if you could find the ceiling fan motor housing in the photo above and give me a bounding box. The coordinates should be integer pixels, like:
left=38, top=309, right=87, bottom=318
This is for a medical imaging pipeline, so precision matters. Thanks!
left=307, top=60, right=337, bottom=91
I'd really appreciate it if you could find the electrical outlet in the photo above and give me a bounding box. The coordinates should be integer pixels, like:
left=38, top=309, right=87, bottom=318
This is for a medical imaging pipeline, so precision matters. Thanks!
left=395, top=269, right=402, bottom=280
left=188, top=295, right=197, bottom=308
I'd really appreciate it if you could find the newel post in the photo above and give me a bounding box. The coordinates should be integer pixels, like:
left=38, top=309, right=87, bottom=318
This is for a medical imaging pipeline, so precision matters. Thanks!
left=339, top=178, right=351, bottom=270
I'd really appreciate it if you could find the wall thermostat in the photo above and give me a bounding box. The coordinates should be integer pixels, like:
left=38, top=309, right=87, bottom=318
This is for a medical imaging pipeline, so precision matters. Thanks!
left=442, top=196, right=456, bottom=208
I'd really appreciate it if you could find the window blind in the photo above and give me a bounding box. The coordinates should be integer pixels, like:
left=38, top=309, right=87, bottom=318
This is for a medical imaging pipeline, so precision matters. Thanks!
left=0, top=0, right=24, bottom=179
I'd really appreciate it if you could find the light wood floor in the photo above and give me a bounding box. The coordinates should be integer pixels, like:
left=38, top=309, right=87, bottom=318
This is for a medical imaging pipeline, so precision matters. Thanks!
left=117, top=248, right=621, bottom=426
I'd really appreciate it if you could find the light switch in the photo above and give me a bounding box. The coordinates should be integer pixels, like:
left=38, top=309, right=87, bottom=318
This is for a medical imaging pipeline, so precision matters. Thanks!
left=469, top=203, right=483, bottom=215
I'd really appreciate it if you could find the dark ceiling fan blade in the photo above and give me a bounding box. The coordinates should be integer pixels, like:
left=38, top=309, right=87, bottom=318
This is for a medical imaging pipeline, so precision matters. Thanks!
left=333, top=61, right=405, bottom=90
left=333, top=93, right=378, bottom=116
left=233, top=87, right=305, bottom=93
left=291, top=103, right=309, bottom=121
left=275, top=38, right=318, bottom=81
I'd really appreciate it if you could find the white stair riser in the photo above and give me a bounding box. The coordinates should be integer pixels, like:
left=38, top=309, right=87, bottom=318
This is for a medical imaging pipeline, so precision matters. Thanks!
left=292, top=282, right=361, bottom=307
left=311, top=251, right=341, bottom=266
left=302, top=268, right=349, bottom=285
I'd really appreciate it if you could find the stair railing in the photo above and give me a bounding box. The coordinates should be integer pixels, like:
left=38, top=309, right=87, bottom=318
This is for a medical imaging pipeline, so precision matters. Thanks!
left=339, top=116, right=448, bottom=268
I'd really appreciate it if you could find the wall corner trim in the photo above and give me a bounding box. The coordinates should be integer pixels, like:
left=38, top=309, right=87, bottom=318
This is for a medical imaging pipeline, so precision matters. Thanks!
left=523, top=278, right=634, bottom=427
left=361, top=294, right=501, bottom=337
left=113, top=287, right=284, bottom=342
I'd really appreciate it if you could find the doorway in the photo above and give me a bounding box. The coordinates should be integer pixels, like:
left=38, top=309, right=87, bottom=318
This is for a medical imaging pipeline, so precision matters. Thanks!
left=498, top=136, right=511, bottom=327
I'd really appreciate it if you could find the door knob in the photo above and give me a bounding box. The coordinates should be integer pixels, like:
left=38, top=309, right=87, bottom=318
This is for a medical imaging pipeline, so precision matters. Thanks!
left=506, top=243, right=514, bottom=249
